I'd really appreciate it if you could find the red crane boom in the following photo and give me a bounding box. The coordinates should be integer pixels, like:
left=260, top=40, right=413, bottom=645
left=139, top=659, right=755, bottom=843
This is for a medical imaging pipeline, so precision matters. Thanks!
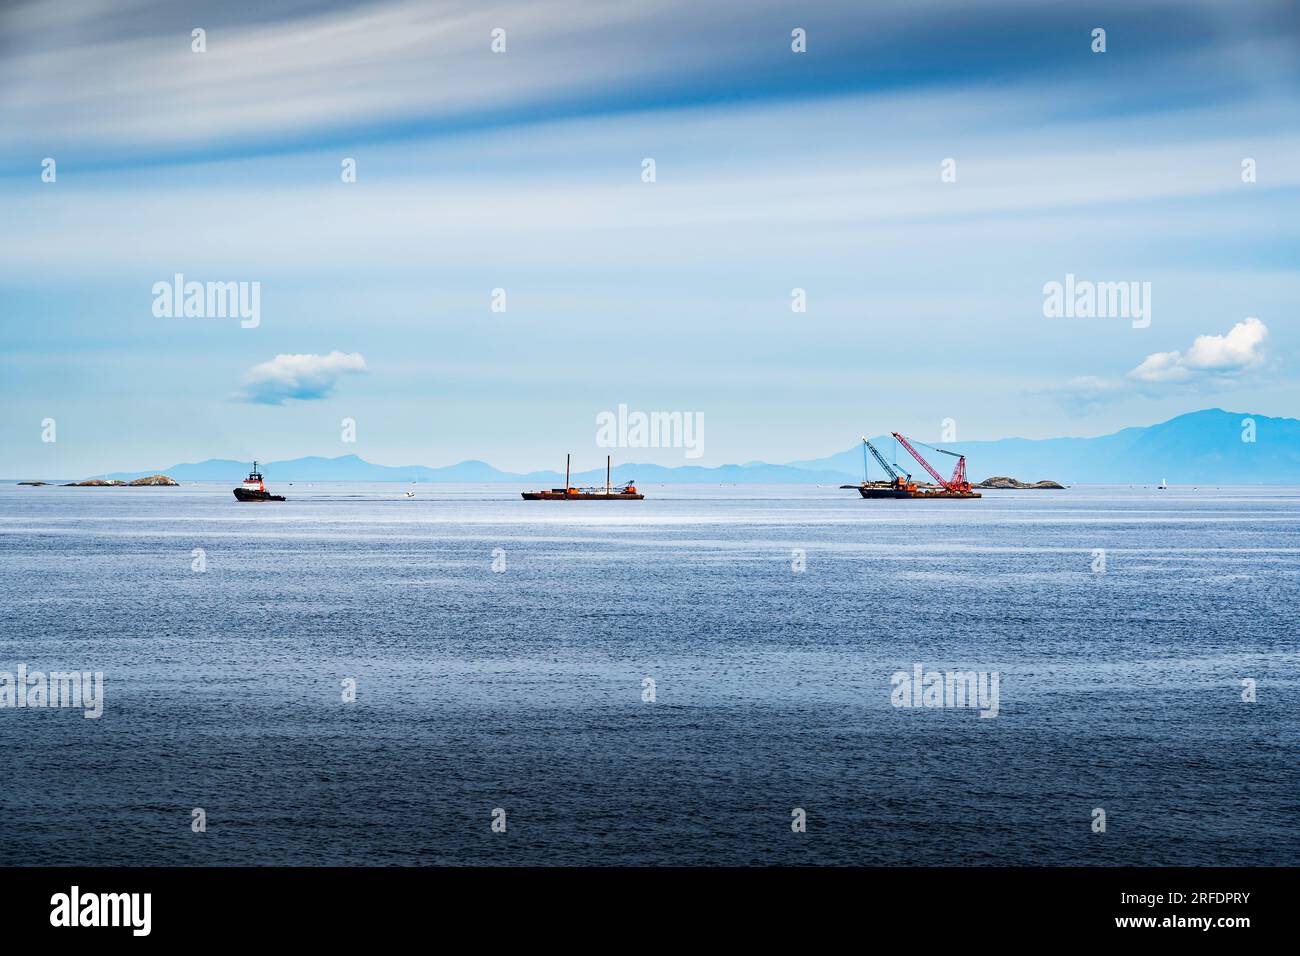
left=891, top=432, right=973, bottom=494
left=891, top=432, right=946, bottom=487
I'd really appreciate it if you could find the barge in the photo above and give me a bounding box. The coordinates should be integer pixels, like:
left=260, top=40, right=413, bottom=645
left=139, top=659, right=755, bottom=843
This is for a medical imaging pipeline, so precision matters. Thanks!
left=522, top=455, right=643, bottom=500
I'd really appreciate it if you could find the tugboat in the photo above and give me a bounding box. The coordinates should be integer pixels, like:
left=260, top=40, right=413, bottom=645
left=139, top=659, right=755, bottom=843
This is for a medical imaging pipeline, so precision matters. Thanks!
left=233, top=461, right=286, bottom=502
left=522, top=455, right=644, bottom=500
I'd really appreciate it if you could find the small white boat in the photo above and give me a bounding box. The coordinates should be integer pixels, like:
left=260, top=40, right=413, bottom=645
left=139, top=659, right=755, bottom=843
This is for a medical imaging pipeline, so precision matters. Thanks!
left=403, top=491, right=415, bottom=498
left=1158, top=478, right=1168, bottom=490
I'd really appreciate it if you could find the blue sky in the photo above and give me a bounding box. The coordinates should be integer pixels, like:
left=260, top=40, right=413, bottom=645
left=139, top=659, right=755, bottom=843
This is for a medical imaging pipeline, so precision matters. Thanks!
left=2, top=0, right=1298, bottom=475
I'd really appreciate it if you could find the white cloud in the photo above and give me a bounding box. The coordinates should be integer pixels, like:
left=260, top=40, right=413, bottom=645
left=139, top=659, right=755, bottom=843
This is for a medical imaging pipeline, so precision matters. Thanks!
left=1128, top=318, right=1268, bottom=384
left=235, top=351, right=367, bottom=404
left=1049, top=318, right=1271, bottom=409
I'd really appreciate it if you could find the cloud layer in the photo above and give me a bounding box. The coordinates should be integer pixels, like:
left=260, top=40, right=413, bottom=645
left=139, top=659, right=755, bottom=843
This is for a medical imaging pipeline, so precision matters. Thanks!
left=235, top=351, right=367, bottom=405
left=2, top=0, right=1294, bottom=165
left=1129, top=317, right=1269, bottom=384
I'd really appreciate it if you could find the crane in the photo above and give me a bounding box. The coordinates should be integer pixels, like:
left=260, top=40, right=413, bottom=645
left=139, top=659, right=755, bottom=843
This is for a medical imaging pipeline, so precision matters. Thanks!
left=891, top=432, right=973, bottom=494
left=861, top=436, right=910, bottom=485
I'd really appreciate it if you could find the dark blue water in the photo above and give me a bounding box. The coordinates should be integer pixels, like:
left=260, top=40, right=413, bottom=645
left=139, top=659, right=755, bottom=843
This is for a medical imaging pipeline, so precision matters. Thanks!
left=1, top=483, right=1296, bottom=865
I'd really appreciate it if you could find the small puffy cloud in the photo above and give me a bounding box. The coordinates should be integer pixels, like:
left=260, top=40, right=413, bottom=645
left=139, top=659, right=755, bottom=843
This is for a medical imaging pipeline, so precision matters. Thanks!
left=235, top=351, right=367, bottom=405
left=1128, top=349, right=1184, bottom=383
left=1129, top=318, right=1267, bottom=384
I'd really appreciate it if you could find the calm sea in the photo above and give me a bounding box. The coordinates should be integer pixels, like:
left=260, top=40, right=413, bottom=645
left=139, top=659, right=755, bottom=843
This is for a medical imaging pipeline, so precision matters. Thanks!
left=1, top=482, right=1296, bottom=865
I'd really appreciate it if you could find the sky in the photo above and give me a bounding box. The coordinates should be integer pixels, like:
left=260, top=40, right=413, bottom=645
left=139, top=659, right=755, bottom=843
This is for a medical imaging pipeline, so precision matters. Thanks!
left=2, top=0, right=1298, bottom=476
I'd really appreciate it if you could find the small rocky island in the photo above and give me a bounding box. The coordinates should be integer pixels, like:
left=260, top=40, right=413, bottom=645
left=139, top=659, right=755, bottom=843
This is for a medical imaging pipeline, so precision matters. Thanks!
left=975, top=476, right=1065, bottom=490
left=54, top=475, right=180, bottom=487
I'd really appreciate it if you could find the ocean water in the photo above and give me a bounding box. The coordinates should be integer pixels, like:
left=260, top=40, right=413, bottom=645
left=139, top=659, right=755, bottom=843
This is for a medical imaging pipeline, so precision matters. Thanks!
left=0, top=482, right=1296, bottom=866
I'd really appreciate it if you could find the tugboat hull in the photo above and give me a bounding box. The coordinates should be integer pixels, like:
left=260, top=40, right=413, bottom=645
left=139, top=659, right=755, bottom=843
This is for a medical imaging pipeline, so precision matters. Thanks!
left=233, top=488, right=285, bottom=502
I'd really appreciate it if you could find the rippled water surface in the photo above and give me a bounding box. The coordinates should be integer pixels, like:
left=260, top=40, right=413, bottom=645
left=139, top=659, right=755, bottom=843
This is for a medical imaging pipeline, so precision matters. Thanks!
left=1, top=482, right=1296, bottom=865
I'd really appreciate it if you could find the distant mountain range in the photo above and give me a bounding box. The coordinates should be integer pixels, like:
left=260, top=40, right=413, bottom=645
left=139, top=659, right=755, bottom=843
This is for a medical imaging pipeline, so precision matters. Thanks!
left=98, top=455, right=854, bottom=485
left=39, top=409, right=1300, bottom=484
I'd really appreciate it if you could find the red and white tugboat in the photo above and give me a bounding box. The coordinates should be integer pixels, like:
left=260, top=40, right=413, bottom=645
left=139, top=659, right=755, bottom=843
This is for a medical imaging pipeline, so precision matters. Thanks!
left=233, top=461, right=286, bottom=501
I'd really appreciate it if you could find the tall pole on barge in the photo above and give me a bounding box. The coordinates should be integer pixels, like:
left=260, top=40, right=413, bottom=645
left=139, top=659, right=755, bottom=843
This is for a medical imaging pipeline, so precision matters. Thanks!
left=566, top=453, right=571, bottom=492
left=606, top=455, right=611, bottom=495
